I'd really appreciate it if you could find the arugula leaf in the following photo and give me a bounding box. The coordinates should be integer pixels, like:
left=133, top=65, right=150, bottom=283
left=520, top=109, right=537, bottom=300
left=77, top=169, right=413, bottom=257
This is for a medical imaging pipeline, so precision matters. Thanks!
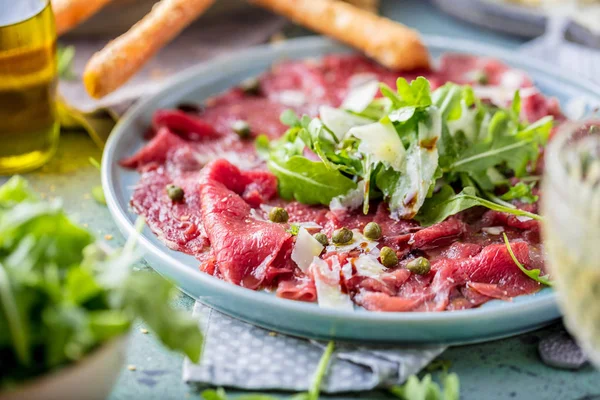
left=255, top=134, right=271, bottom=161
left=91, top=186, right=106, bottom=205
left=500, top=182, right=538, bottom=204
left=287, top=224, right=300, bottom=236
left=0, top=176, right=37, bottom=206
left=443, top=374, right=461, bottom=400
left=267, top=155, right=356, bottom=205
left=201, top=388, right=228, bottom=400
left=502, top=233, right=552, bottom=286
left=389, top=372, right=460, bottom=400
left=415, top=186, right=542, bottom=226
left=0, top=263, right=29, bottom=365
left=280, top=109, right=301, bottom=127
left=380, top=83, right=404, bottom=108
left=200, top=390, right=279, bottom=400
left=395, top=77, right=432, bottom=107
left=308, top=341, right=335, bottom=400
left=447, top=133, right=534, bottom=176
left=511, top=90, right=521, bottom=123
left=432, top=83, right=463, bottom=120
left=0, top=200, right=95, bottom=267
left=121, top=272, right=203, bottom=362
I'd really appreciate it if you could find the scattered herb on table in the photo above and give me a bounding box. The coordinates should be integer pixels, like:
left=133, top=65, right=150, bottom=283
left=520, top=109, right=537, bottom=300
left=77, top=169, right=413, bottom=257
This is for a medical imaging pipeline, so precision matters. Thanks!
left=89, top=157, right=102, bottom=170
left=57, top=45, right=76, bottom=80
left=88, top=157, right=106, bottom=206
left=259, top=77, right=551, bottom=224
left=91, top=185, right=106, bottom=205
left=0, top=177, right=203, bottom=388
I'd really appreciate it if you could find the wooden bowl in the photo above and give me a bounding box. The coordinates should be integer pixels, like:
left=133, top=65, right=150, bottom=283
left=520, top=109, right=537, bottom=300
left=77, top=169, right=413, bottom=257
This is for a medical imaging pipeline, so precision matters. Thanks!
left=0, top=336, right=128, bottom=400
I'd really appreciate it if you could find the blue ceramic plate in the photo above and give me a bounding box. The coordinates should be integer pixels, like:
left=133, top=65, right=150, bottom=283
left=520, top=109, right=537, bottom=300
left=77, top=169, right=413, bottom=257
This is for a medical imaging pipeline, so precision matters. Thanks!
left=102, top=36, right=600, bottom=344
left=433, top=0, right=600, bottom=48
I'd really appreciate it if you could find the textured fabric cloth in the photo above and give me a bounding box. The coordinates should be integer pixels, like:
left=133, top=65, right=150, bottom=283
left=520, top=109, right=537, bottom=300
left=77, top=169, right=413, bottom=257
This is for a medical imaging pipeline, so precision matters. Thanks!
left=182, top=302, right=445, bottom=392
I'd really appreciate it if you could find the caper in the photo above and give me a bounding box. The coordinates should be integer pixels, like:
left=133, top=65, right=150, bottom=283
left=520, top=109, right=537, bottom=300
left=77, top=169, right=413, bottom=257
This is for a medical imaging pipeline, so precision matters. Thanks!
left=231, top=120, right=251, bottom=138
left=363, top=222, right=382, bottom=240
left=313, top=232, right=329, bottom=246
left=166, top=184, right=184, bottom=202
left=379, top=246, right=398, bottom=268
left=332, top=227, right=353, bottom=245
left=474, top=71, right=489, bottom=85
left=240, top=77, right=261, bottom=95
left=406, top=257, right=431, bottom=275
left=269, top=207, right=289, bottom=223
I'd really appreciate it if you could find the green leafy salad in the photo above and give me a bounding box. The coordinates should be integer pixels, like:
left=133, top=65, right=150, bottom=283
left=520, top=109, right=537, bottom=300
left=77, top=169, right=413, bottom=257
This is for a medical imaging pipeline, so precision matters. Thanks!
left=258, top=77, right=551, bottom=225
left=0, top=177, right=203, bottom=388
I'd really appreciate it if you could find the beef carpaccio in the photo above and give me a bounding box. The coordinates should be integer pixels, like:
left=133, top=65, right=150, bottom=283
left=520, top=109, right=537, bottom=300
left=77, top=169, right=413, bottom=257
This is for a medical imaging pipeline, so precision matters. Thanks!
left=122, top=54, right=558, bottom=312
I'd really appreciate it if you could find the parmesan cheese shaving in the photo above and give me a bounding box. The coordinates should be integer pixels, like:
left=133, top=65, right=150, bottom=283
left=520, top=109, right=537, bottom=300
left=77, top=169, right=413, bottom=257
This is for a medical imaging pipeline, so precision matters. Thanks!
left=341, top=78, right=380, bottom=113
left=319, top=105, right=373, bottom=141
left=353, top=254, right=387, bottom=278
left=310, top=257, right=354, bottom=311
left=291, top=227, right=324, bottom=273
left=482, top=226, right=505, bottom=235
left=278, top=90, right=307, bottom=107
left=329, top=181, right=365, bottom=212
left=349, top=121, right=405, bottom=171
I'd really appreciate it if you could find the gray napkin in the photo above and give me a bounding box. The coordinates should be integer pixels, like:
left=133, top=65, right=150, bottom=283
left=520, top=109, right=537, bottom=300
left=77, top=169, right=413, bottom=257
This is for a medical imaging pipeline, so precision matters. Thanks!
left=183, top=302, right=445, bottom=393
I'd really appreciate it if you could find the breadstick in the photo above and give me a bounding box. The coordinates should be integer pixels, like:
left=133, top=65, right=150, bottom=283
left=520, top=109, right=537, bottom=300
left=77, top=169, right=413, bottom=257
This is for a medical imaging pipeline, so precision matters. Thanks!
left=343, top=0, right=379, bottom=13
left=83, top=0, right=215, bottom=99
left=51, top=0, right=114, bottom=36
left=250, top=0, right=430, bottom=71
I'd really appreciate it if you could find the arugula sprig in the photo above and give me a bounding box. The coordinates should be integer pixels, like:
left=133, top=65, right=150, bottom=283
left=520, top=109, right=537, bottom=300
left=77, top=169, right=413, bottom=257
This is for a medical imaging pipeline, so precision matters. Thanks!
left=416, top=186, right=542, bottom=227
left=261, top=76, right=551, bottom=223
left=0, top=177, right=203, bottom=387
left=389, top=372, right=460, bottom=400
left=502, top=233, right=552, bottom=286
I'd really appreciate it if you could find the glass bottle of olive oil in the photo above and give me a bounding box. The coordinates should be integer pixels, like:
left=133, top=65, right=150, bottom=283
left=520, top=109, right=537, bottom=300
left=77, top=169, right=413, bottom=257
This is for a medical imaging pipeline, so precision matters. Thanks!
left=0, top=0, right=59, bottom=174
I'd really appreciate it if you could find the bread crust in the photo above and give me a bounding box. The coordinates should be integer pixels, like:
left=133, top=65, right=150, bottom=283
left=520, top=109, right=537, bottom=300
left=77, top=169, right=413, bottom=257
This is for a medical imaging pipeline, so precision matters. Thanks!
left=83, top=0, right=215, bottom=99
left=343, top=0, right=379, bottom=13
left=249, top=0, right=430, bottom=71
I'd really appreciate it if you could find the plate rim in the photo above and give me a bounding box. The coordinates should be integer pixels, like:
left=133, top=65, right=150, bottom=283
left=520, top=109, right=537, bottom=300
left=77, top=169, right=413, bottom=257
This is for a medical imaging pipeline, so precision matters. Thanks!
left=103, top=35, right=596, bottom=327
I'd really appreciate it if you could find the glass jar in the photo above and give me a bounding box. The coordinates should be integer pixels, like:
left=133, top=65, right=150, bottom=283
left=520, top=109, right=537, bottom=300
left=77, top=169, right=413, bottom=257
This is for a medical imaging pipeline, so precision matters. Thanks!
left=0, top=0, right=59, bottom=174
left=542, top=120, right=600, bottom=366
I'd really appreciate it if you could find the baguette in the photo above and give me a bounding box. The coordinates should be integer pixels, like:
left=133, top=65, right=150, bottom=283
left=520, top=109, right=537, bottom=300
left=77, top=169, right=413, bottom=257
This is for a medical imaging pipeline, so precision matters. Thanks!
left=249, top=0, right=430, bottom=71
left=51, top=0, right=114, bottom=36
left=83, top=0, right=215, bottom=99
